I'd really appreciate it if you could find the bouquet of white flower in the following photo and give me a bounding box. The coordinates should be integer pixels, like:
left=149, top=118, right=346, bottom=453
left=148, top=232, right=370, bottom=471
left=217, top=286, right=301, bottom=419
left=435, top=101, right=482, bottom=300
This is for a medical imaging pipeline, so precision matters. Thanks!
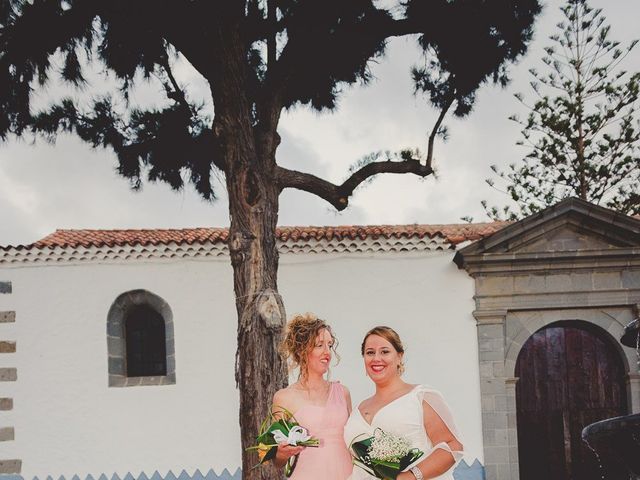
left=246, top=406, right=320, bottom=477
left=350, top=429, right=424, bottom=480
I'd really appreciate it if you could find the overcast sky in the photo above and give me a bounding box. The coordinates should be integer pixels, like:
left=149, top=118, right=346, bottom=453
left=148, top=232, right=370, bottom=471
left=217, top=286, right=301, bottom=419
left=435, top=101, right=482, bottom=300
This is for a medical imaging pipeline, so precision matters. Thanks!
left=1, top=0, right=638, bottom=247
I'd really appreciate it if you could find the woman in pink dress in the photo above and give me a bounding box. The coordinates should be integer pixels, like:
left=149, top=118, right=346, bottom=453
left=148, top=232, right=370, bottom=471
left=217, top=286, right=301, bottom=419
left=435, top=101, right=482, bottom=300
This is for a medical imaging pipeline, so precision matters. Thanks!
left=271, top=313, right=353, bottom=479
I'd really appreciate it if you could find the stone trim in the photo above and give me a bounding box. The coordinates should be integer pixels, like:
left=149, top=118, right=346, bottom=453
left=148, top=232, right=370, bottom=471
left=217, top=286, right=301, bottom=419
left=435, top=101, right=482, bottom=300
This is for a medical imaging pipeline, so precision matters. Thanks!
left=107, top=290, right=176, bottom=387
left=0, top=312, right=15, bottom=323
left=0, top=368, right=17, bottom=382
left=0, top=459, right=21, bottom=474
left=455, top=197, right=640, bottom=262
left=476, top=306, right=638, bottom=480
left=475, top=288, right=640, bottom=312
left=0, top=427, right=14, bottom=442
left=473, top=310, right=507, bottom=325
left=504, top=308, right=634, bottom=374
left=0, top=398, right=13, bottom=411
left=0, top=341, right=16, bottom=353
left=0, top=282, right=11, bottom=294
left=459, top=249, right=640, bottom=276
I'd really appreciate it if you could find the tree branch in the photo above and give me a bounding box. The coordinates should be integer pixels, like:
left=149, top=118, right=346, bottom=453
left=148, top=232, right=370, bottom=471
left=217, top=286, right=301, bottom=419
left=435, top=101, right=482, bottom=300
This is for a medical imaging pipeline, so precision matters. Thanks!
left=426, top=95, right=454, bottom=169
left=158, top=48, right=193, bottom=117
left=277, top=158, right=433, bottom=210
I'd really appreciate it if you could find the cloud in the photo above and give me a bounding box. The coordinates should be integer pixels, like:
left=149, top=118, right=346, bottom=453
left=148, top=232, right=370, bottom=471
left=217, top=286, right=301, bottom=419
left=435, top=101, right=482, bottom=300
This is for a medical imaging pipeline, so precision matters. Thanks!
left=0, top=0, right=638, bottom=246
left=0, top=136, right=229, bottom=246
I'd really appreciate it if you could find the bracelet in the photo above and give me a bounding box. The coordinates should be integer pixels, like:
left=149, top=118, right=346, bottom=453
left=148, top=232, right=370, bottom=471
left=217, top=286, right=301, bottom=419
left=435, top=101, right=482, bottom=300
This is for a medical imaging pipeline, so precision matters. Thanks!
left=410, top=466, right=424, bottom=480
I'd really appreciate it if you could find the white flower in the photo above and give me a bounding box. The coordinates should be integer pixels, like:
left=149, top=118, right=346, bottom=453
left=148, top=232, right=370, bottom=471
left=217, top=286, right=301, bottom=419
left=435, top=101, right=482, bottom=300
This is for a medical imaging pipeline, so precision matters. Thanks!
left=273, top=425, right=312, bottom=446
left=367, top=429, right=412, bottom=463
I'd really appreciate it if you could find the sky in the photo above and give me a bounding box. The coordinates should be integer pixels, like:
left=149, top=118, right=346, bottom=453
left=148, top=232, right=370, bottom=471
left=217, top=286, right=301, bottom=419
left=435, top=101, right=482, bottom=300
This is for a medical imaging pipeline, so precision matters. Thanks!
left=0, top=0, right=638, bottom=247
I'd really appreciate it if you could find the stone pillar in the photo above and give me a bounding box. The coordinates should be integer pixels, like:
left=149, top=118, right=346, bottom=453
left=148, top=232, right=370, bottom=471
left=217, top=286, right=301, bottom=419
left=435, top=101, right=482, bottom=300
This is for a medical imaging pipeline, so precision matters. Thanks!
left=505, top=378, right=520, bottom=480
left=475, top=310, right=513, bottom=480
left=628, top=374, right=640, bottom=413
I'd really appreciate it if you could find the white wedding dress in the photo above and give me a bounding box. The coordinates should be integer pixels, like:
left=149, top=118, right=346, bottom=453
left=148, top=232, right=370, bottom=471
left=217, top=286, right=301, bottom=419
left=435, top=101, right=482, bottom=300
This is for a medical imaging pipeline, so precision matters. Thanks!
left=343, top=385, right=463, bottom=480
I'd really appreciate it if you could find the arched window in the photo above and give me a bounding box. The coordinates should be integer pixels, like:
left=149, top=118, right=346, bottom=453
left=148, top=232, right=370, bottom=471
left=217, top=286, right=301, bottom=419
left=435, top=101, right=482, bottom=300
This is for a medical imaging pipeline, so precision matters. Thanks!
left=125, top=305, right=167, bottom=377
left=107, top=290, right=176, bottom=387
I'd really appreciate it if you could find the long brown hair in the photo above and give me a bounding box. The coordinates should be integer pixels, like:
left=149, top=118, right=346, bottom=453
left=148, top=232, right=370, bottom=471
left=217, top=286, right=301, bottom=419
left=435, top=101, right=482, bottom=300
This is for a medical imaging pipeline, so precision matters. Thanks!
left=280, top=313, right=339, bottom=379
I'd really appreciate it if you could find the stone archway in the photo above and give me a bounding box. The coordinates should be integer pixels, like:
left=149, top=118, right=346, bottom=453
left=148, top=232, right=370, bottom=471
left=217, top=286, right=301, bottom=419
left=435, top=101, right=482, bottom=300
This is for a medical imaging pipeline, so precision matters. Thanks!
left=106, top=289, right=176, bottom=387
left=473, top=306, right=639, bottom=480
left=515, top=320, right=628, bottom=480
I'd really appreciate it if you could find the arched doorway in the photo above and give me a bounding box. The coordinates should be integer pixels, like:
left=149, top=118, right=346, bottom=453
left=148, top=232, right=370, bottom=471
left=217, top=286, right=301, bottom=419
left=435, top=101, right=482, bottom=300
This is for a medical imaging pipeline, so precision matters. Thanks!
left=515, top=320, right=628, bottom=480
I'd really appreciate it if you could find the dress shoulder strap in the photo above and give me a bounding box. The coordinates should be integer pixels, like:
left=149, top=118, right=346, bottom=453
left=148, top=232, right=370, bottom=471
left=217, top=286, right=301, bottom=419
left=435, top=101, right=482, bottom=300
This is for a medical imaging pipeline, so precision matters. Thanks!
left=328, top=381, right=346, bottom=406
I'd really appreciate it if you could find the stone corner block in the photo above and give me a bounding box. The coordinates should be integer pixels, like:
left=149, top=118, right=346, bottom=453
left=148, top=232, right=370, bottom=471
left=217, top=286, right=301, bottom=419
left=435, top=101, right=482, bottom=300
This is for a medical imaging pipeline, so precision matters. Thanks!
left=0, top=369, right=17, bottom=382
left=0, top=312, right=15, bottom=323
left=0, top=342, right=16, bottom=354
left=0, top=427, right=15, bottom=442
left=0, top=459, right=21, bottom=474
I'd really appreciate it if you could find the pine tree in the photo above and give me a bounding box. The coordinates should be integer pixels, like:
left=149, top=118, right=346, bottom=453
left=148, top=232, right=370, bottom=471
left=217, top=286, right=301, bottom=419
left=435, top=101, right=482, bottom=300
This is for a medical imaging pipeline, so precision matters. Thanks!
left=484, top=0, right=640, bottom=220
left=0, top=1, right=541, bottom=477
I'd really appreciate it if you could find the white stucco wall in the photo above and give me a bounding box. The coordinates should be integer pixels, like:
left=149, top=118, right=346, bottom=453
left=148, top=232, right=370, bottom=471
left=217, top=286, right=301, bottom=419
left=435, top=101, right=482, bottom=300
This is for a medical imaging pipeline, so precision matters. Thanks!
left=0, top=249, right=482, bottom=478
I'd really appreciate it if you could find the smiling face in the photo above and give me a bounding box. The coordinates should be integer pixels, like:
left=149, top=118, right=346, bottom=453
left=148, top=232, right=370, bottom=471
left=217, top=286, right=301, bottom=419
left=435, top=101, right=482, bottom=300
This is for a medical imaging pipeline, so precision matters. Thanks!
left=363, top=334, right=404, bottom=384
left=305, top=328, right=334, bottom=377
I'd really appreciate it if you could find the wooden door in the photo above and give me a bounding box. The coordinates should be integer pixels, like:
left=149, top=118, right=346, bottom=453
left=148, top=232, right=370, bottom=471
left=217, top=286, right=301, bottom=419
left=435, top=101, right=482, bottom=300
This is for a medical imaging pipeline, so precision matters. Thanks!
left=515, top=321, right=628, bottom=480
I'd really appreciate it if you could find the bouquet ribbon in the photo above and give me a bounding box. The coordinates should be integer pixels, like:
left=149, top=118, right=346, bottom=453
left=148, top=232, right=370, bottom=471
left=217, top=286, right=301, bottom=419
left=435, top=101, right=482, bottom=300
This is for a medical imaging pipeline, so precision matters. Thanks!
left=272, top=425, right=312, bottom=446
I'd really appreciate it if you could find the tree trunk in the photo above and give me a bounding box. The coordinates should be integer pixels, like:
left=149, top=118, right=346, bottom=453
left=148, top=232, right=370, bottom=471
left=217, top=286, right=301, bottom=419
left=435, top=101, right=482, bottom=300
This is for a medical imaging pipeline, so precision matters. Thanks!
left=226, top=156, right=288, bottom=480
left=212, top=20, right=288, bottom=479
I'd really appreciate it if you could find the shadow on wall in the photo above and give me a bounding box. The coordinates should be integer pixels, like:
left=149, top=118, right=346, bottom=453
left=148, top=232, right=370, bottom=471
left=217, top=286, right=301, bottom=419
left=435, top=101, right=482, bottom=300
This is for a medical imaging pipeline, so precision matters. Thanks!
left=5, top=460, right=482, bottom=480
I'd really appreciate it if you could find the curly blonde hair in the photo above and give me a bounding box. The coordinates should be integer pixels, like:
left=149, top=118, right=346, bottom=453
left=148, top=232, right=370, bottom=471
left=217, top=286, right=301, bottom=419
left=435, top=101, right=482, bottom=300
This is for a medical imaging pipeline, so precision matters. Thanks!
left=280, top=313, right=339, bottom=380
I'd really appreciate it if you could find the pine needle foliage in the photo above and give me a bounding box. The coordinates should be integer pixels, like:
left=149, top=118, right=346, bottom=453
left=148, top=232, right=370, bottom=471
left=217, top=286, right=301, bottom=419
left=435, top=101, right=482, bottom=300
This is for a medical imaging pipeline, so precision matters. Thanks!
left=484, top=0, right=640, bottom=220
left=1, top=0, right=541, bottom=202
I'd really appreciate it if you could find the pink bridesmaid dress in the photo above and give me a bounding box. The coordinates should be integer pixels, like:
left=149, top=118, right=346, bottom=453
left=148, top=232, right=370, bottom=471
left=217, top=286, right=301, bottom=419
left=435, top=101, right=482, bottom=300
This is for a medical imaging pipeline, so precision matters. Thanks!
left=289, top=381, right=353, bottom=480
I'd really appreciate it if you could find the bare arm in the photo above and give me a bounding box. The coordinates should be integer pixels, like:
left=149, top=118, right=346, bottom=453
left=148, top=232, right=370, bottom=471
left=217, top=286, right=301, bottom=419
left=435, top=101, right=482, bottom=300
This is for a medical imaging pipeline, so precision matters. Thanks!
left=343, top=385, right=353, bottom=415
left=398, top=400, right=463, bottom=479
left=271, top=389, right=305, bottom=468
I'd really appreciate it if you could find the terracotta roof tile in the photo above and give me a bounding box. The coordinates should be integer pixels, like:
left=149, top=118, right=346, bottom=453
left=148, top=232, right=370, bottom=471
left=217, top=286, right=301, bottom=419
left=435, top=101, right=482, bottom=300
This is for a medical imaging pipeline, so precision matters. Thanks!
left=18, top=222, right=509, bottom=250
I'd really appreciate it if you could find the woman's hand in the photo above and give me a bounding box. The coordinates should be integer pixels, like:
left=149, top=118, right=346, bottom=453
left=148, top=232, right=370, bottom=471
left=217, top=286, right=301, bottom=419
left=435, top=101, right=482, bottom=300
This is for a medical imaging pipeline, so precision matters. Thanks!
left=274, top=442, right=305, bottom=466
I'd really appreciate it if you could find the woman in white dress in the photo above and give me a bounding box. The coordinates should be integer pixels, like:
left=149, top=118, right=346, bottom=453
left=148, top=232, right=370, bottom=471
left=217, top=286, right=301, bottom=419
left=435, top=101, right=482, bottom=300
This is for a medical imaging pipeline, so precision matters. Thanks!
left=343, top=326, right=464, bottom=480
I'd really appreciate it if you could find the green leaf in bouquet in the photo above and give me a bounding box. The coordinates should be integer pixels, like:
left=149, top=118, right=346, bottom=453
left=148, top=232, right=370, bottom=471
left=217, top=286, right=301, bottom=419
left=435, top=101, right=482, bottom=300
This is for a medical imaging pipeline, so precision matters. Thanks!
left=371, top=461, right=401, bottom=480
left=350, top=435, right=373, bottom=462
left=398, top=448, right=424, bottom=471
left=284, top=454, right=298, bottom=478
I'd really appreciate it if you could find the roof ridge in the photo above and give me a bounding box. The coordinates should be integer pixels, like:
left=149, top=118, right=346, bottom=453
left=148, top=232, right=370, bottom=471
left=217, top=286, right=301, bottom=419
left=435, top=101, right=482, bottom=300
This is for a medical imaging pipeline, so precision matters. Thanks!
left=9, top=222, right=509, bottom=251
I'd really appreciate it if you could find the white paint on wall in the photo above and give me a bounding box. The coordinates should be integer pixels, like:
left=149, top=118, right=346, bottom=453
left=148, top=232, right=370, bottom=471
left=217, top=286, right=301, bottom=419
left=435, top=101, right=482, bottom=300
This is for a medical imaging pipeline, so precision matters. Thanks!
left=0, top=250, right=482, bottom=478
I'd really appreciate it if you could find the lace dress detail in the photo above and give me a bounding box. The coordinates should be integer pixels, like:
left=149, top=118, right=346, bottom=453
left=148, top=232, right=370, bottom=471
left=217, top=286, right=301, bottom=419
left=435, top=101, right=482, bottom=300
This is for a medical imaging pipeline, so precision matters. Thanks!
left=289, top=381, right=353, bottom=480
left=343, top=385, right=463, bottom=480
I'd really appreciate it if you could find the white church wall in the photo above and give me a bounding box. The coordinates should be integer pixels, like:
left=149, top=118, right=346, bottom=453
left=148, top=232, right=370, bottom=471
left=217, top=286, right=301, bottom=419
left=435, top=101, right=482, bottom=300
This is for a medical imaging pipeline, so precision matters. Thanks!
left=0, top=250, right=482, bottom=479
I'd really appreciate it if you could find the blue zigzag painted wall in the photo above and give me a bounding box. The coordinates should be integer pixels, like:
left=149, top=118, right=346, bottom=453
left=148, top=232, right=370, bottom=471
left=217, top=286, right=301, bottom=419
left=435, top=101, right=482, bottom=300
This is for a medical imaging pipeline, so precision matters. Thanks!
left=0, top=459, right=483, bottom=480
left=0, top=470, right=241, bottom=480
left=453, top=459, right=485, bottom=480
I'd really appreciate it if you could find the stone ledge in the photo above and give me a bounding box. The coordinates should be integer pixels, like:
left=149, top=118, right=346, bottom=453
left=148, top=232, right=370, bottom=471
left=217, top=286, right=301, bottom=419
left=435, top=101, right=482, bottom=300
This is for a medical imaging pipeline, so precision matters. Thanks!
left=0, top=459, right=21, bottom=474
left=473, top=310, right=508, bottom=325
left=476, top=288, right=640, bottom=312
left=109, top=372, right=176, bottom=388
left=0, top=312, right=15, bottom=323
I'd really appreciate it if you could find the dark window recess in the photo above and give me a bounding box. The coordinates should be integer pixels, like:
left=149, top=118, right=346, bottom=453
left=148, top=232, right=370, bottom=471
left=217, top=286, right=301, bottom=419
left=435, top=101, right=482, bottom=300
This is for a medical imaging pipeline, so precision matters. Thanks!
left=125, top=305, right=167, bottom=377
